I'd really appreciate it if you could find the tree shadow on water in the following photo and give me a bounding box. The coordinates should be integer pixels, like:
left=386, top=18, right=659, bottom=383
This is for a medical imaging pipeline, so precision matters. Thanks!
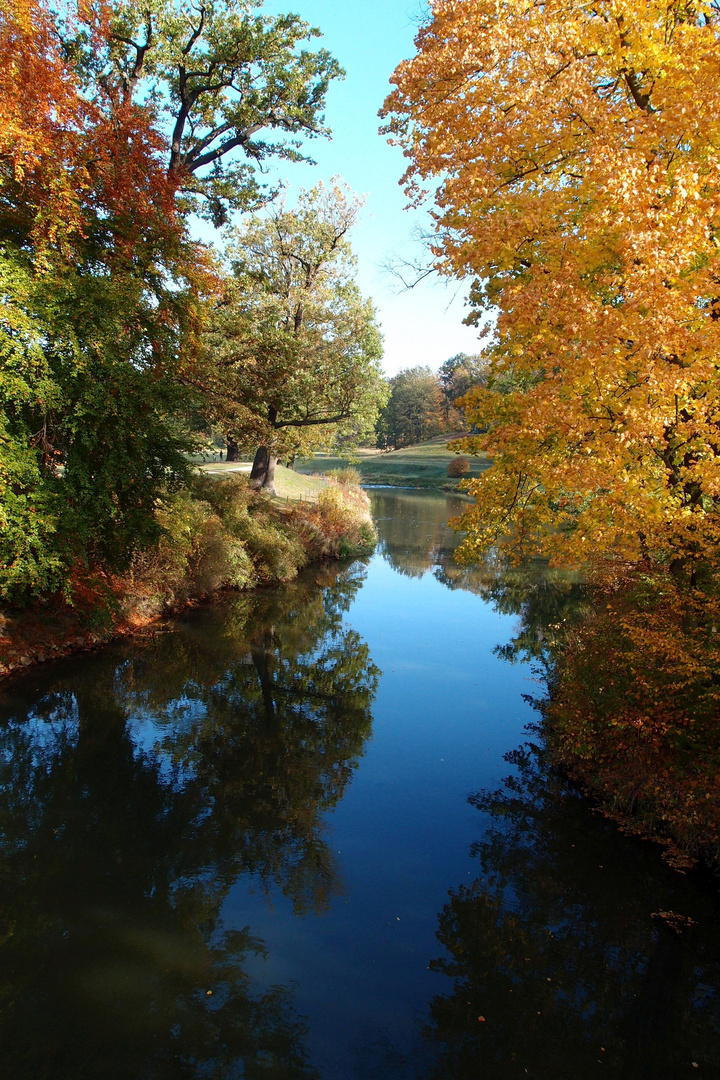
left=0, top=561, right=379, bottom=1080
left=425, top=739, right=720, bottom=1080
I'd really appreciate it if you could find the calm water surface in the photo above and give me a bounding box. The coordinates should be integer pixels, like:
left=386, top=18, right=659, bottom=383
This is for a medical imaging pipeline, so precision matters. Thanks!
left=1, top=489, right=719, bottom=1079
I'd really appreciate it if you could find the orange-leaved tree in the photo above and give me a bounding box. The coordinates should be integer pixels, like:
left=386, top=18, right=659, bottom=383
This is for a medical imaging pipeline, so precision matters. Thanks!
left=0, top=0, right=341, bottom=601
left=0, top=0, right=216, bottom=597
left=383, top=0, right=720, bottom=570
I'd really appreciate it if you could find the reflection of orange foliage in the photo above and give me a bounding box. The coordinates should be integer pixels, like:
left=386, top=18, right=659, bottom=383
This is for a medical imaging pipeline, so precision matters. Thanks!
left=547, top=562, right=720, bottom=867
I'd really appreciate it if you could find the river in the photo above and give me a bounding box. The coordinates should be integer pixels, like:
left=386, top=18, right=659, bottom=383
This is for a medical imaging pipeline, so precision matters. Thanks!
left=1, top=489, right=719, bottom=1079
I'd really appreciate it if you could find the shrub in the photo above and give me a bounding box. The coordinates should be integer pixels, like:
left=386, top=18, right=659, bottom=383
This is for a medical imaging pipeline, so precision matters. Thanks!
left=237, top=499, right=307, bottom=584
left=131, top=487, right=255, bottom=610
left=291, top=481, right=376, bottom=560
left=326, top=466, right=362, bottom=486
left=447, top=455, right=471, bottom=478
left=1, top=470, right=380, bottom=672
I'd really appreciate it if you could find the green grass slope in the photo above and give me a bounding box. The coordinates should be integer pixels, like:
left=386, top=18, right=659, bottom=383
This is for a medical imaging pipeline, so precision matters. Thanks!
left=272, top=464, right=328, bottom=501
left=196, top=461, right=327, bottom=502
left=297, top=435, right=490, bottom=490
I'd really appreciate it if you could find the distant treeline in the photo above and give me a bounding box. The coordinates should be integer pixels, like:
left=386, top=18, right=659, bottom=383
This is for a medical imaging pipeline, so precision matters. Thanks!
left=375, top=354, right=487, bottom=450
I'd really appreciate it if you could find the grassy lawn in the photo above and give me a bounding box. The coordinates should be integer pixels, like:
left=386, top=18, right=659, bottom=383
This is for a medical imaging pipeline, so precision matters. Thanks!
left=196, top=460, right=252, bottom=474
left=188, top=451, right=231, bottom=464
left=197, top=460, right=328, bottom=502
left=272, top=464, right=327, bottom=502
left=296, top=435, right=491, bottom=490
left=195, top=438, right=488, bottom=494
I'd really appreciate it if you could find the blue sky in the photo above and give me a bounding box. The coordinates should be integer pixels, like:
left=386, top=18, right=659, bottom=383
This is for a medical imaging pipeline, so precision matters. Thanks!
left=229, top=0, right=485, bottom=376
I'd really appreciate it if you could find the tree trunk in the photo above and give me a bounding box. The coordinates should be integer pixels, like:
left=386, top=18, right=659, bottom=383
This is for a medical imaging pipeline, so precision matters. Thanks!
left=226, top=437, right=240, bottom=463
left=251, top=644, right=277, bottom=727
left=286, top=453, right=296, bottom=471
left=250, top=446, right=277, bottom=493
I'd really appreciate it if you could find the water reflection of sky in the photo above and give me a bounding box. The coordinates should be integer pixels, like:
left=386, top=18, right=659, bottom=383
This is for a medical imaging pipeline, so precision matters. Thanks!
left=1, top=489, right=719, bottom=1080
left=218, top=494, right=540, bottom=1077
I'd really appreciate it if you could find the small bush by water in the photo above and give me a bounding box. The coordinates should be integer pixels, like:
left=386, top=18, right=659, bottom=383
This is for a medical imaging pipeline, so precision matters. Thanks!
left=326, top=466, right=362, bottom=486
left=289, top=483, right=375, bottom=561
left=447, top=455, right=471, bottom=478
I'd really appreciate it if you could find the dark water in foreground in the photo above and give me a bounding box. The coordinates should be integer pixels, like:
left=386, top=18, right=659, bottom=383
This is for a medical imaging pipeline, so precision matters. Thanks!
left=1, top=489, right=719, bottom=1079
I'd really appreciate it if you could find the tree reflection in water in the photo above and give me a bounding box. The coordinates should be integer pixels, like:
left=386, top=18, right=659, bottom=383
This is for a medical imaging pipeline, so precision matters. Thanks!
left=0, top=561, right=379, bottom=1080
left=426, top=739, right=720, bottom=1080
left=434, top=550, right=587, bottom=668
left=372, top=489, right=466, bottom=579
left=372, top=487, right=587, bottom=673
left=420, top=549, right=720, bottom=1079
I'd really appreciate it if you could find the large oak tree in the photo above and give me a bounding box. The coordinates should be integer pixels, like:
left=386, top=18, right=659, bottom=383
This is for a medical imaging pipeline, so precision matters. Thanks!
left=73, top=0, right=342, bottom=224
left=205, top=182, right=386, bottom=491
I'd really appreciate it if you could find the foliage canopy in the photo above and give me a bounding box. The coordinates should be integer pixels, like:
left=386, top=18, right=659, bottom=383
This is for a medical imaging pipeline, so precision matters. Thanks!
left=204, top=182, right=386, bottom=487
left=384, top=0, right=720, bottom=568
left=0, top=0, right=341, bottom=601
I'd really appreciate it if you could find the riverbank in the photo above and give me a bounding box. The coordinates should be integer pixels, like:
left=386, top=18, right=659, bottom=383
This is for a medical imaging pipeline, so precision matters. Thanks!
left=297, top=435, right=492, bottom=491
left=0, top=473, right=375, bottom=681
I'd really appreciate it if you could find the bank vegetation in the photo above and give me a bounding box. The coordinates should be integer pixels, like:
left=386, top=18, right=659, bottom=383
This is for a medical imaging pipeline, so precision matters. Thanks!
left=0, top=474, right=375, bottom=680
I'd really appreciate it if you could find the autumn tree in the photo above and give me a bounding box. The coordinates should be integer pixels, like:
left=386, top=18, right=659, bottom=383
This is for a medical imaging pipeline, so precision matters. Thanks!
left=437, top=353, right=488, bottom=426
left=375, top=365, right=443, bottom=450
left=204, top=182, right=386, bottom=492
left=1, top=0, right=205, bottom=593
left=0, top=0, right=342, bottom=601
left=0, top=0, right=81, bottom=596
left=383, top=0, right=720, bottom=571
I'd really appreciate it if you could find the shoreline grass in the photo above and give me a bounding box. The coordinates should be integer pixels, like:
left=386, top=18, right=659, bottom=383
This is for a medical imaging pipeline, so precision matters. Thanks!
left=296, top=435, right=491, bottom=491
left=195, top=461, right=328, bottom=501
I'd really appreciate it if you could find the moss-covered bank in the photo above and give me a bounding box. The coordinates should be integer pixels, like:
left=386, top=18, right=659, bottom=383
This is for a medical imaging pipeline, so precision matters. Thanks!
left=0, top=474, right=375, bottom=681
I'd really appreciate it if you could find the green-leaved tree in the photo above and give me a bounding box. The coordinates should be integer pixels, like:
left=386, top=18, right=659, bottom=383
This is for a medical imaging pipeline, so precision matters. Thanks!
left=375, top=366, right=443, bottom=451
left=204, top=182, right=387, bottom=491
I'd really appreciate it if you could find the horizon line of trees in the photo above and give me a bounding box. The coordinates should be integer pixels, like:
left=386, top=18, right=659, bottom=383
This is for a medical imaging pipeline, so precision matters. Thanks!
left=374, top=353, right=488, bottom=451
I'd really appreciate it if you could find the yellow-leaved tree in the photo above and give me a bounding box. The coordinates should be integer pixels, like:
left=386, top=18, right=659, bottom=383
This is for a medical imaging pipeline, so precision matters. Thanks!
left=383, top=0, right=720, bottom=570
